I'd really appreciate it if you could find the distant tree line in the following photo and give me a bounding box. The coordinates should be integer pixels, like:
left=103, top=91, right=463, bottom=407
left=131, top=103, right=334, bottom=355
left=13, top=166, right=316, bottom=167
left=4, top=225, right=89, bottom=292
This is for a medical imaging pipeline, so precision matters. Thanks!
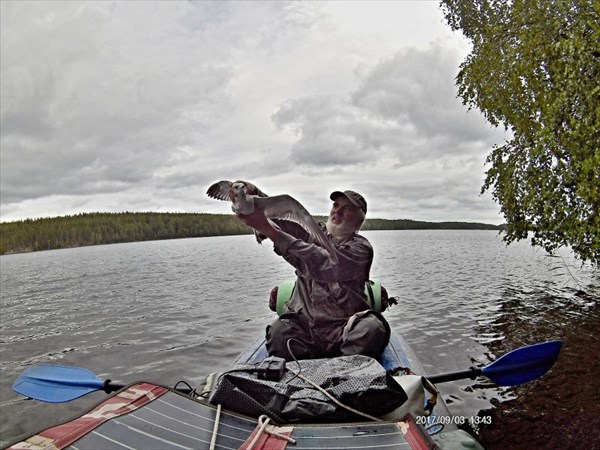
left=0, top=212, right=503, bottom=255
left=361, top=218, right=501, bottom=232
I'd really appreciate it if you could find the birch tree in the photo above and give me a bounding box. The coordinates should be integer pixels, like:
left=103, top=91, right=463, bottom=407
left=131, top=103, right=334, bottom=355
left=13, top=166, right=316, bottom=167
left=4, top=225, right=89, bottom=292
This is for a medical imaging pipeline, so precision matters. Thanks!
left=441, top=0, right=600, bottom=264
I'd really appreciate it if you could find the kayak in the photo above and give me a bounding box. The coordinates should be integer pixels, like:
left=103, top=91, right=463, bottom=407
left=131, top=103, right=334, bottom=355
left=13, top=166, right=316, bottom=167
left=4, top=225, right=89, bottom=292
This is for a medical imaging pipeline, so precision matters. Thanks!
left=7, top=327, right=562, bottom=450
left=6, top=331, right=485, bottom=450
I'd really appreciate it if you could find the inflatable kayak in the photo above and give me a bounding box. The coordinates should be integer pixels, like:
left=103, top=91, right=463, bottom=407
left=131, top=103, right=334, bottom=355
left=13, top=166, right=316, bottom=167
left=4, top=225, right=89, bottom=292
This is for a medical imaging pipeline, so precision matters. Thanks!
left=7, top=327, right=561, bottom=450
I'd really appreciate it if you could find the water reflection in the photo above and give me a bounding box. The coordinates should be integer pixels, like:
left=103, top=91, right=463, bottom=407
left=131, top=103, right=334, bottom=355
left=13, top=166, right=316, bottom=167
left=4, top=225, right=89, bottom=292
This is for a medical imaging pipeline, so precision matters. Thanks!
left=480, top=280, right=598, bottom=352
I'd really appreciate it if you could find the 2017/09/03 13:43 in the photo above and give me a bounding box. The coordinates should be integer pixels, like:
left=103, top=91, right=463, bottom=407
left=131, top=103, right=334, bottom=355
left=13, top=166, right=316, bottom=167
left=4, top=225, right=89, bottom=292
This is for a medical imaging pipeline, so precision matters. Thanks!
left=415, top=415, right=493, bottom=427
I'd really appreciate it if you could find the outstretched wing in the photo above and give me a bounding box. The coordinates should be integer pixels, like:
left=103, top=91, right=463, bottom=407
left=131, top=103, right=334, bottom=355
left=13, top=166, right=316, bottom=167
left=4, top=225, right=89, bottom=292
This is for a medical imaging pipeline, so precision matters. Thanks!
left=206, top=180, right=232, bottom=201
left=256, top=194, right=338, bottom=263
left=206, top=180, right=268, bottom=201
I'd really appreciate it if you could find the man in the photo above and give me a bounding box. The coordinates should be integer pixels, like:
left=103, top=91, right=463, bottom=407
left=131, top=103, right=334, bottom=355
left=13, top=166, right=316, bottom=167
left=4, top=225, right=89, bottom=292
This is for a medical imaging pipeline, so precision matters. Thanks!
left=237, top=190, right=390, bottom=361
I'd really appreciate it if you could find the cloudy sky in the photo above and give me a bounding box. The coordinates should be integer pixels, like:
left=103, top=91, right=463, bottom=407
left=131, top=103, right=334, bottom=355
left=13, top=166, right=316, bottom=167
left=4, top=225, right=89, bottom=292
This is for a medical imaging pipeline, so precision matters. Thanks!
left=1, top=1, right=508, bottom=224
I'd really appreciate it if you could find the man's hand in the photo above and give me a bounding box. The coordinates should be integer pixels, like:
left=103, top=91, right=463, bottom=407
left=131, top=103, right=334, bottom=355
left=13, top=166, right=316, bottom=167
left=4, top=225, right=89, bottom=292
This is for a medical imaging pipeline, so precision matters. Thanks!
left=237, top=210, right=281, bottom=242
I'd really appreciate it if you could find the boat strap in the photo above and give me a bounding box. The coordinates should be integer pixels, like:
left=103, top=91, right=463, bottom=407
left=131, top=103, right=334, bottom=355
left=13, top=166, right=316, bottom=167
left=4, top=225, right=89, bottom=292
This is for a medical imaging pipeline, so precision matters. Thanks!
left=239, top=415, right=295, bottom=450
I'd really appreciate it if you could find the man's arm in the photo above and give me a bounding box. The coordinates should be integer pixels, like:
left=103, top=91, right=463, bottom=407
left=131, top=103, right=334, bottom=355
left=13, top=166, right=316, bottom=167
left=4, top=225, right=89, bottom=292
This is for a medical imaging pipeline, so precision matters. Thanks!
left=275, top=234, right=372, bottom=282
left=237, top=210, right=281, bottom=242
left=237, top=210, right=371, bottom=282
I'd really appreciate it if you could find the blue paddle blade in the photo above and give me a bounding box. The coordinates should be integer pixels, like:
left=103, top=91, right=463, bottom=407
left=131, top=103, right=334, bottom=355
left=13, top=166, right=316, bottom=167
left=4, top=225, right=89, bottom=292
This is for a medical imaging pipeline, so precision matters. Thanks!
left=13, top=364, right=105, bottom=403
left=482, top=340, right=562, bottom=386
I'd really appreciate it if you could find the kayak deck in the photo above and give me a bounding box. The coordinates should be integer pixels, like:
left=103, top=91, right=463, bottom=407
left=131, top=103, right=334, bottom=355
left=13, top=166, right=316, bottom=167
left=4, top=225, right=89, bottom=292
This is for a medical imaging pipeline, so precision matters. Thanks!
left=7, top=382, right=433, bottom=450
left=7, top=332, right=484, bottom=450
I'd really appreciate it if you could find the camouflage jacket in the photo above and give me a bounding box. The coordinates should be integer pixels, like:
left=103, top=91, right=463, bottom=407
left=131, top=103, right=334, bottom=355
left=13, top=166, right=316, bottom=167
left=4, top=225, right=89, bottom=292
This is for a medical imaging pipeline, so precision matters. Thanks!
left=272, top=221, right=373, bottom=353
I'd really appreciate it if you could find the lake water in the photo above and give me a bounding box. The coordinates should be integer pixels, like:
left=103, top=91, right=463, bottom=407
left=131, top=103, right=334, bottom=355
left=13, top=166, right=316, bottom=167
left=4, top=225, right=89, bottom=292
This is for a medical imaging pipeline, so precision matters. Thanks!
left=1, top=230, right=598, bottom=447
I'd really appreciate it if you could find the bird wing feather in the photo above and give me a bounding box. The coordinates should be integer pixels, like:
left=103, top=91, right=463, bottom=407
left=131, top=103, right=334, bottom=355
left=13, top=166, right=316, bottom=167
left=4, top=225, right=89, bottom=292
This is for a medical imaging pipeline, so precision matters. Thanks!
left=206, top=180, right=233, bottom=201
left=206, top=180, right=268, bottom=200
left=256, top=195, right=338, bottom=263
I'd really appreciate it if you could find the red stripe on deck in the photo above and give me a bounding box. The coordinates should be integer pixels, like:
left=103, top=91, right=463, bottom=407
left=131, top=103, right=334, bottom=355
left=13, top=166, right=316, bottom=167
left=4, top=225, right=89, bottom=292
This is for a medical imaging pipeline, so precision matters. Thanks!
left=397, top=415, right=438, bottom=450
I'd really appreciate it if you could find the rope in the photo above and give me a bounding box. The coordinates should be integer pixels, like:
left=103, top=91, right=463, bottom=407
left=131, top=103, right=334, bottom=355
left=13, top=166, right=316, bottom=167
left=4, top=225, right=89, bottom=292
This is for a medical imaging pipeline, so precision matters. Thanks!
left=283, top=341, right=383, bottom=423
left=285, top=338, right=306, bottom=384
left=246, top=415, right=296, bottom=450
left=209, top=403, right=222, bottom=450
left=289, top=368, right=383, bottom=422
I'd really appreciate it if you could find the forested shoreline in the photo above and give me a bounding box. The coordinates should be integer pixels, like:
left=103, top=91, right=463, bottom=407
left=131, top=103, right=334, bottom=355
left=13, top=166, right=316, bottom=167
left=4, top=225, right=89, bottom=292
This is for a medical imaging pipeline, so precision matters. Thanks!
left=0, top=212, right=503, bottom=255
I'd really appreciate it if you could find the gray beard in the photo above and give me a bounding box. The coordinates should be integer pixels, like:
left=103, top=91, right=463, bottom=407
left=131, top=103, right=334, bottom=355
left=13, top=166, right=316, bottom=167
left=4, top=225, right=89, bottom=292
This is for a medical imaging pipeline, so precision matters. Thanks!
left=326, top=219, right=356, bottom=240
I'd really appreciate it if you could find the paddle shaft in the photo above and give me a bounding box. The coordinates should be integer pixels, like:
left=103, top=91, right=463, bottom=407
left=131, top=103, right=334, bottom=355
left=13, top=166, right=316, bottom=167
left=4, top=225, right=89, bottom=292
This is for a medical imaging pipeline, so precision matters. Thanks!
left=104, top=380, right=125, bottom=393
left=104, top=380, right=193, bottom=395
left=427, top=367, right=482, bottom=384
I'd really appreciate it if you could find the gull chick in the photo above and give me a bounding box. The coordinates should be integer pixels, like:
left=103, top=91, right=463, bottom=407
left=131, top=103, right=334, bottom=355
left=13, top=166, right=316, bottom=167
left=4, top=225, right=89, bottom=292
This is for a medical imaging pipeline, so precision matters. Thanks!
left=207, top=180, right=338, bottom=263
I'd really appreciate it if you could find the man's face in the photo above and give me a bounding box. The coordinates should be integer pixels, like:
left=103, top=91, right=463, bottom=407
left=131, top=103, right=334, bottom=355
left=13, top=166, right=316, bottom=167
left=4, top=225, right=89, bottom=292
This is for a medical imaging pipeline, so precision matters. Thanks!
left=326, top=196, right=363, bottom=238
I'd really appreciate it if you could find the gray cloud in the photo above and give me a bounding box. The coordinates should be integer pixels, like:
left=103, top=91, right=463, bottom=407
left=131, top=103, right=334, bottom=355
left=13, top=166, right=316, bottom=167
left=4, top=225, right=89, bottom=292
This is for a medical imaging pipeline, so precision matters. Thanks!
left=272, top=97, right=377, bottom=167
left=1, top=2, right=506, bottom=224
left=272, top=42, right=501, bottom=171
left=352, top=45, right=496, bottom=148
left=1, top=1, right=234, bottom=205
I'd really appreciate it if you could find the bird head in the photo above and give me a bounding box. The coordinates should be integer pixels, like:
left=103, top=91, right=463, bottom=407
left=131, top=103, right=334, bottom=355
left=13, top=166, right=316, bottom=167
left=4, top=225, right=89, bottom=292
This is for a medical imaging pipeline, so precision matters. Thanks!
left=230, top=181, right=247, bottom=201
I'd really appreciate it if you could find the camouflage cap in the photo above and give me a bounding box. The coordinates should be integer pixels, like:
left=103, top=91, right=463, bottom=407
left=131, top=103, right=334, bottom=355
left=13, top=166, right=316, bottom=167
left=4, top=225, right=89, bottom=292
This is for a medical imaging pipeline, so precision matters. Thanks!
left=330, top=190, right=367, bottom=214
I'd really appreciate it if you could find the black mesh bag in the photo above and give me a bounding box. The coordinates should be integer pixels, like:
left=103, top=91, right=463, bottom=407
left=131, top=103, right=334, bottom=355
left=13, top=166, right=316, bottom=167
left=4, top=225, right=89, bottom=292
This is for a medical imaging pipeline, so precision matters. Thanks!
left=208, top=355, right=407, bottom=423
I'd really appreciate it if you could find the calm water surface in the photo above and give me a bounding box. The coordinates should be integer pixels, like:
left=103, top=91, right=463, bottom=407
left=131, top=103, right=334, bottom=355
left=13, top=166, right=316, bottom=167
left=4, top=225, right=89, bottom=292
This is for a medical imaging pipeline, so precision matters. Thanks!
left=1, top=230, right=598, bottom=446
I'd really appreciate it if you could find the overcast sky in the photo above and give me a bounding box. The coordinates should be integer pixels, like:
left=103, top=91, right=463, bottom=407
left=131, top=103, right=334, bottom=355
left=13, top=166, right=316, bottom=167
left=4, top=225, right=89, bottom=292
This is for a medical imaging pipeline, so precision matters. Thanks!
left=1, top=1, right=508, bottom=224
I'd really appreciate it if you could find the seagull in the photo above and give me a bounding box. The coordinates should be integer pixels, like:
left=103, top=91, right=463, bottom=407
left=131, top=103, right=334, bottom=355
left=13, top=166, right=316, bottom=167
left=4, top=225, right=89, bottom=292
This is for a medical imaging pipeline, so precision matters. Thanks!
left=207, top=180, right=338, bottom=263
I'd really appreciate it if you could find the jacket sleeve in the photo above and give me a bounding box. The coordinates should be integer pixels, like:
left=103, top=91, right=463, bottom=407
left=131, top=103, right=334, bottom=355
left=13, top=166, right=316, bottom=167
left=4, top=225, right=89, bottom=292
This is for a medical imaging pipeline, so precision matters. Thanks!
left=272, top=229, right=372, bottom=283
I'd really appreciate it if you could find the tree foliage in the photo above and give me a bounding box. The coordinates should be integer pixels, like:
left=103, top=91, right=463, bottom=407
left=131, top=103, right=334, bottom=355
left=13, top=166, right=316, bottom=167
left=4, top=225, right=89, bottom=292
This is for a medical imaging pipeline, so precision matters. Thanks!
left=440, top=0, right=600, bottom=264
left=0, top=212, right=253, bottom=255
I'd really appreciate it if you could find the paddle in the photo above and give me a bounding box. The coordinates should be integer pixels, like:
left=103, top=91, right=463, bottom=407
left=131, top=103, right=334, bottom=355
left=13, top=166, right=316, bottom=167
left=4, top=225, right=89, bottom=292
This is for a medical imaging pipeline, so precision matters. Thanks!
left=427, top=340, right=562, bottom=386
left=13, top=364, right=125, bottom=403
left=13, top=340, right=562, bottom=403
